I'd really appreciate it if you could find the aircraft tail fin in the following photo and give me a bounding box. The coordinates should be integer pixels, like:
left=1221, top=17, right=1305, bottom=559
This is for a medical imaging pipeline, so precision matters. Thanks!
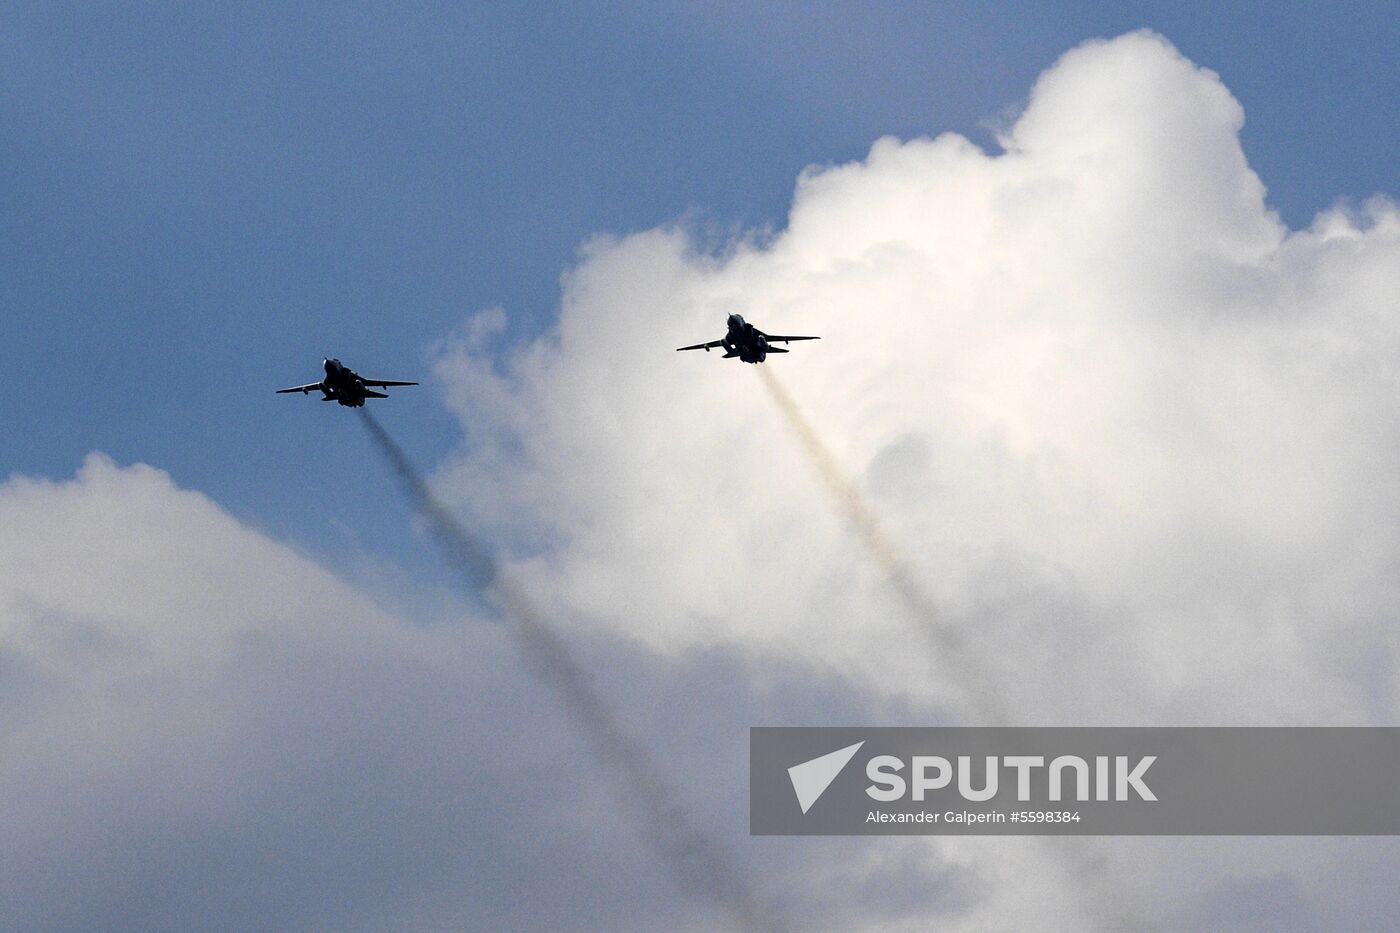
left=766, top=347, right=789, bottom=353
left=363, top=389, right=389, bottom=399
left=722, top=350, right=739, bottom=358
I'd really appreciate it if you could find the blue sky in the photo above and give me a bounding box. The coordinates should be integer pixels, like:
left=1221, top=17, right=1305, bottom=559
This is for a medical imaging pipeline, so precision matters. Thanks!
left=4, top=1, right=1397, bottom=576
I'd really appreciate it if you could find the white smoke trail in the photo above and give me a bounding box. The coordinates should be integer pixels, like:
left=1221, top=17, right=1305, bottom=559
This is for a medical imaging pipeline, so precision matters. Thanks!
left=755, top=365, right=1005, bottom=723
left=755, top=366, right=1154, bottom=933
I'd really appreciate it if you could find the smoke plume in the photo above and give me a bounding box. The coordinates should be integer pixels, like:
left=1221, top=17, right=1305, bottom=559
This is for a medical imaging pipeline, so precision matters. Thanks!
left=756, top=365, right=1006, bottom=724
left=358, top=408, right=787, bottom=932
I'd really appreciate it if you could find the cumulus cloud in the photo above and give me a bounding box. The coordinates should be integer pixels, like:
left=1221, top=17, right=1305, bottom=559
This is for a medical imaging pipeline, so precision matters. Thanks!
left=0, top=454, right=577, bottom=931
left=0, top=454, right=983, bottom=932
left=434, top=30, right=1400, bottom=930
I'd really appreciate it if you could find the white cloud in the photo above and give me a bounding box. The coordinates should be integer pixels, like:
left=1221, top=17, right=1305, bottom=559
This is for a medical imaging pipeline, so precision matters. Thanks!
left=0, top=454, right=980, bottom=932
left=434, top=30, right=1400, bottom=929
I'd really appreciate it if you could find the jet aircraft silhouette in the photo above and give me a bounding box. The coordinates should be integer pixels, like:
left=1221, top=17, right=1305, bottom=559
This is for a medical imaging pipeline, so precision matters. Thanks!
left=676, top=314, right=819, bottom=363
left=276, top=358, right=418, bottom=407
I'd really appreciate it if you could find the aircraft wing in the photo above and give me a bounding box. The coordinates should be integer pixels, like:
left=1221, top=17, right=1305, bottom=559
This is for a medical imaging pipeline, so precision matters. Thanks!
left=676, top=339, right=725, bottom=352
left=360, top=379, right=418, bottom=387
left=276, top=382, right=323, bottom=394
left=761, top=334, right=820, bottom=344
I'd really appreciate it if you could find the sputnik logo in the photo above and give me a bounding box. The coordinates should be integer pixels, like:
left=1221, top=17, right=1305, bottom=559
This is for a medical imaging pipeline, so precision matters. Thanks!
left=787, top=741, right=865, bottom=814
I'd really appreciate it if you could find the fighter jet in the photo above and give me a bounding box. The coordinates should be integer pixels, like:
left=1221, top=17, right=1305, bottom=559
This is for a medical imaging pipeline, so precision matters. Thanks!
left=276, top=358, right=418, bottom=407
left=676, top=314, right=819, bottom=363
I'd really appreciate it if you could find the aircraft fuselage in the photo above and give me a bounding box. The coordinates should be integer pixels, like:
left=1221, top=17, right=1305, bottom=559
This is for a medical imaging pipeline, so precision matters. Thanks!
left=320, top=358, right=370, bottom=407
left=723, top=314, right=771, bottom=363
